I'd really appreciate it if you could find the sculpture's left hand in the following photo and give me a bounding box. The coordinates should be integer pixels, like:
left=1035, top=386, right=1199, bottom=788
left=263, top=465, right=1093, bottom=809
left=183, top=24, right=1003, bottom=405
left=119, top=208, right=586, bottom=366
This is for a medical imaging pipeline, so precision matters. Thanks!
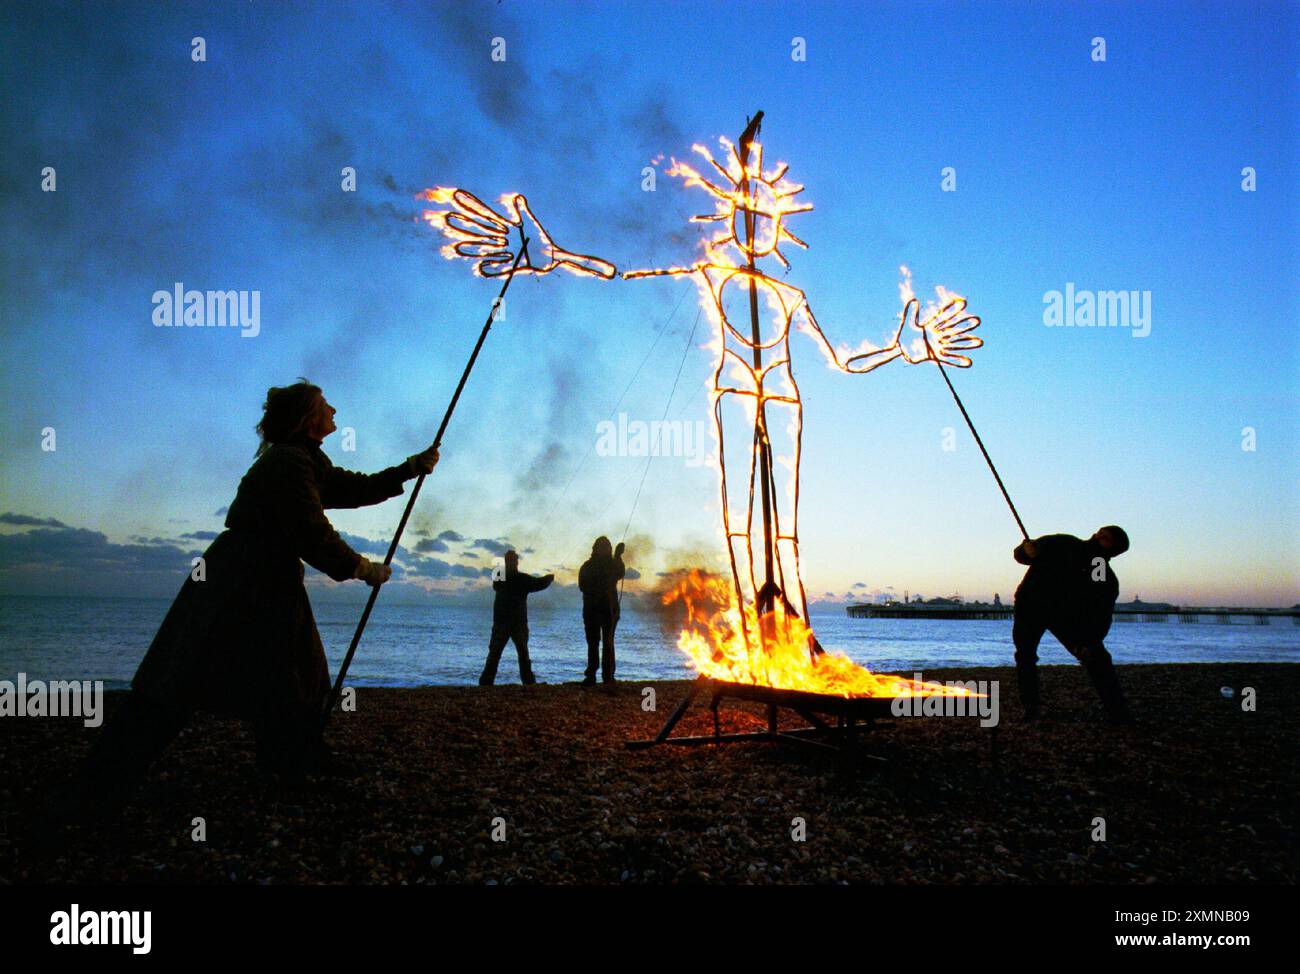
left=897, top=296, right=983, bottom=367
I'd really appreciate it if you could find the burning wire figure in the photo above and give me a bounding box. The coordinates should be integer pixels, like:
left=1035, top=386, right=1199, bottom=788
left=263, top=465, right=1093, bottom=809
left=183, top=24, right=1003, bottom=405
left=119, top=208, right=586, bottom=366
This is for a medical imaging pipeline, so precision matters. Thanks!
left=422, top=113, right=981, bottom=660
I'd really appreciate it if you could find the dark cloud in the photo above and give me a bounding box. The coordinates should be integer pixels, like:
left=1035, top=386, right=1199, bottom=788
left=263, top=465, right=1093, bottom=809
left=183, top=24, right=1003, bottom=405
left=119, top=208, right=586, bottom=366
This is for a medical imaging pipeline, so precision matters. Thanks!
left=427, top=1, right=532, bottom=130
left=400, top=554, right=484, bottom=581
left=338, top=532, right=395, bottom=558
left=0, top=511, right=497, bottom=596
left=507, top=359, right=582, bottom=521
left=0, top=524, right=194, bottom=597
left=214, top=506, right=229, bottom=517
left=627, top=98, right=687, bottom=155
left=180, top=530, right=219, bottom=541
left=414, top=537, right=449, bottom=553
left=1, top=0, right=705, bottom=554
left=0, top=512, right=66, bottom=528
left=468, top=538, right=512, bottom=556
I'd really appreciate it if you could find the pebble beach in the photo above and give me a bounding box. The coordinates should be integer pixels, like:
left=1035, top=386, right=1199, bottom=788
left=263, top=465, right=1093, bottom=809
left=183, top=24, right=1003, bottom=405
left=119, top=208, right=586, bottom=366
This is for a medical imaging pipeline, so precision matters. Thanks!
left=2, top=663, right=1295, bottom=885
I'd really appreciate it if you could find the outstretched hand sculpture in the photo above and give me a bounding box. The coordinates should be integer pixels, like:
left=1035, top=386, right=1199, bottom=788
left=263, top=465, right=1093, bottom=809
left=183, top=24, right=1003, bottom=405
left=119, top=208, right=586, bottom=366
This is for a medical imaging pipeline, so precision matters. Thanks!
left=420, top=187, right=616, bottom=279
left=421, top=114, right=981, bottom=659
left=865, top=295, right=983, bottom=371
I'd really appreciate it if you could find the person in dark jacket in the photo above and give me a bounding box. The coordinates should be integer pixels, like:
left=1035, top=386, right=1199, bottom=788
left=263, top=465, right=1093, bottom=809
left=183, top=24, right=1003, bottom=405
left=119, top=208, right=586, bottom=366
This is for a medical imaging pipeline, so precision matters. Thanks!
left=71, top=381, right=438, bottom=816
left=1012, top=524, right=1132, bottom=722
left=480, top=550, right=553, bottom=686
left=578, top=536, right=625, bottom=685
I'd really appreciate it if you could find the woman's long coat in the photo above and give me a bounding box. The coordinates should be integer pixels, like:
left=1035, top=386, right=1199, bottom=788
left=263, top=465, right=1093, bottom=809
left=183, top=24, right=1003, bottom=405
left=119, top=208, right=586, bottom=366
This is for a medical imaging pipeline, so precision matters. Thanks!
left=132, top=440, right=410, bottom=724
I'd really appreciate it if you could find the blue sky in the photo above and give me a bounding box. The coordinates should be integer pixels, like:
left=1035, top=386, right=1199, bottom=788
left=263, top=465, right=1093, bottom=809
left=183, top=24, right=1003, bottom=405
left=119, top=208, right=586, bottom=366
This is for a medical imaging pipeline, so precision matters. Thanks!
left=1, top=0, right=1296, bottom=606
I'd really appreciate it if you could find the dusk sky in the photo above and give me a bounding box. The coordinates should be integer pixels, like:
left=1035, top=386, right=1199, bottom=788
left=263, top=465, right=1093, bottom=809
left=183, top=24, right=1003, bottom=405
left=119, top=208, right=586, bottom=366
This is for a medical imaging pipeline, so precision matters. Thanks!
left=2, top=0, right=1296, bottom=607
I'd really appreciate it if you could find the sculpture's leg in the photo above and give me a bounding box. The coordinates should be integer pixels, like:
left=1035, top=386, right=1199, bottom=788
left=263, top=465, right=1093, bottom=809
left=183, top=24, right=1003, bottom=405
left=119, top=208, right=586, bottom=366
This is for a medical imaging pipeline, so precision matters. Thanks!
left=716, top=390, right=760, bottom=651
left=766, top=387, right=819, bottom=655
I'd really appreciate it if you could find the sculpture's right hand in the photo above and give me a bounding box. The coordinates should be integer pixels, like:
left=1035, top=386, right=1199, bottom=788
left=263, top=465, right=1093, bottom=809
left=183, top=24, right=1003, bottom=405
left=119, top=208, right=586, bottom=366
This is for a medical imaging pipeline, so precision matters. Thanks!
left=420, top=187, right=615, bottom=280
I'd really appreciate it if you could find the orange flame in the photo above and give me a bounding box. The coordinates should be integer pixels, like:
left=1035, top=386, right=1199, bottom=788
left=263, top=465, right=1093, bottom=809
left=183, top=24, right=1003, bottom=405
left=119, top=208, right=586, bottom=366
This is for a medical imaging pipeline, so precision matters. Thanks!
left=662, top=570, right=974, bottom=698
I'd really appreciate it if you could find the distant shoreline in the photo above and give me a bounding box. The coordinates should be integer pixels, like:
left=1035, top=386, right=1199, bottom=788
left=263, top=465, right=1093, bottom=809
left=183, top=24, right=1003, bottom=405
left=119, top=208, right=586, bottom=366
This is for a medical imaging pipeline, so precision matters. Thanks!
left=4, top=591, right=1299, bottom=611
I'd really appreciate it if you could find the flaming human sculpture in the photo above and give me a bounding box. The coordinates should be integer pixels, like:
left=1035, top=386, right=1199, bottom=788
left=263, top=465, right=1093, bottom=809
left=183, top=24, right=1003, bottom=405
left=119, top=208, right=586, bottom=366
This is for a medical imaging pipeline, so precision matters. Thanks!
left=421, top=113, right=981, bottom=698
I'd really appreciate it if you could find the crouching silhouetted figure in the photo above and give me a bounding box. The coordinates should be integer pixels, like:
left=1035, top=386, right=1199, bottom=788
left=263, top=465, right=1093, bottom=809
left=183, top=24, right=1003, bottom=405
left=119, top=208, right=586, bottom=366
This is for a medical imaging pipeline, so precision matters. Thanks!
left=67, top=381, right=438, bottom=819
left=481, top=550, right=553, bottom=685
left=579, top=536, right=625, bottom=685
left=1012, top=524, right=1132, bottom=723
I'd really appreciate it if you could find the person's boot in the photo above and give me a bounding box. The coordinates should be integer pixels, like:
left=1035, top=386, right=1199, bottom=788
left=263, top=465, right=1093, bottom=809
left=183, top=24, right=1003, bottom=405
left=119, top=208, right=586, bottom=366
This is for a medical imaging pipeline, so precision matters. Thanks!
left=1086, top=659, right=1133, bottom=724
left=580, top=675, right=596, bottom=686
left=1016, top=663, right=1041, bottom=721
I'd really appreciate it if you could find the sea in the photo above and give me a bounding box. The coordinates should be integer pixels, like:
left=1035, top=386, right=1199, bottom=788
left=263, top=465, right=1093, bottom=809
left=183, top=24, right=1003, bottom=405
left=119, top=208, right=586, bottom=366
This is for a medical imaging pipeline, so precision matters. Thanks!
left=0, top=595, right=1295, bottom=689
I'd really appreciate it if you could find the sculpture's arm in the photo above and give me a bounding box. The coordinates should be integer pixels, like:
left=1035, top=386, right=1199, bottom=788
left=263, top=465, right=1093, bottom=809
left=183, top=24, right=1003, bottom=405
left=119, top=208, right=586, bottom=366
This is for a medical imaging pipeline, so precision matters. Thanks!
left=801, top=295, right=983, bottom=373
left=420, top=187, right=616, bottom=279
left=799, top=300, right=905, bottom=374
left=622, top=266, right=699, bottom=281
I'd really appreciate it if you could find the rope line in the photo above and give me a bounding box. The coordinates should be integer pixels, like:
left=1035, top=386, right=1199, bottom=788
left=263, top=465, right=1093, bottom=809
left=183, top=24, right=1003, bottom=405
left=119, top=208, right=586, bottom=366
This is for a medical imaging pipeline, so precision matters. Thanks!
left=621, top=306, right=704, bottom=542
left=530, top=280, right=695, bottom=542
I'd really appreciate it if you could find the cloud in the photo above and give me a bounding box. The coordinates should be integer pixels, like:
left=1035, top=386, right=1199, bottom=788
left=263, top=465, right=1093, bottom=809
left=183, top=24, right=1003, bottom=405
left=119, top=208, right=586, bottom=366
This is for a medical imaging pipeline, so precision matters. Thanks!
left=0, top=523, right=196, bottom=597
left=468, top=538, right=512, bottom=556
left=339, top=532, right=396, bottom=558
left=0, top=512, right=67, bottom=528
left=0, top=507, right=498, bottom=598
left=414, top=537, right=449, bottom=553
left=400, top=554, right=484, bottom=581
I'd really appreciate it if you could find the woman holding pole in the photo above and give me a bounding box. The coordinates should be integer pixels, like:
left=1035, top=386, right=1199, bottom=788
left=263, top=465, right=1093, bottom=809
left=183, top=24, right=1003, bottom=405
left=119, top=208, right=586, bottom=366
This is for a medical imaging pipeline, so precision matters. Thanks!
left=69, top=381, right=438, bottom=818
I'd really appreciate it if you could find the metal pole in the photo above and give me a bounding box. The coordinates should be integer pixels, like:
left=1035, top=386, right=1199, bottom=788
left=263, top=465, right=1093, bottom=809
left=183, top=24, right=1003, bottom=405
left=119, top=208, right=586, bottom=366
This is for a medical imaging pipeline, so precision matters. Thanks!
left=322, top=234, right=531, bottom=726
left=737, top=111, right=778, bottom=617
left=922, top=330, right=1029, bottom=540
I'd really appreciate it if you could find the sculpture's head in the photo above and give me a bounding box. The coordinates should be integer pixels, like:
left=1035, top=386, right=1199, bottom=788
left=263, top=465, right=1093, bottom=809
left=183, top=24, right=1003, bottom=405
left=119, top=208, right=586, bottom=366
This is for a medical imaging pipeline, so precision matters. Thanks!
left=666, top=135, right=813, bottom=271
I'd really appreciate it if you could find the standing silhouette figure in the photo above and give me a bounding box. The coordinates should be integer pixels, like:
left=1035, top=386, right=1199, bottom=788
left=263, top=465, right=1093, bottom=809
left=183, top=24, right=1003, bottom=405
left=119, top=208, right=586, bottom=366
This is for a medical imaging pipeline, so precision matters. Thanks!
left=67, top=381, right=438, bottom=819
left=480, top=549, right=552, bottom=685
left=578, top=537, right=625, bottom=684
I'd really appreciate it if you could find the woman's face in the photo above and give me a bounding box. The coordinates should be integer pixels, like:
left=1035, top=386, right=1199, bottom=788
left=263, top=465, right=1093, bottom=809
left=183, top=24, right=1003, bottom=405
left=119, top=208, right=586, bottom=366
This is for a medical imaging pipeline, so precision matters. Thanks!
left=307, top=394, right=337, bottom=440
